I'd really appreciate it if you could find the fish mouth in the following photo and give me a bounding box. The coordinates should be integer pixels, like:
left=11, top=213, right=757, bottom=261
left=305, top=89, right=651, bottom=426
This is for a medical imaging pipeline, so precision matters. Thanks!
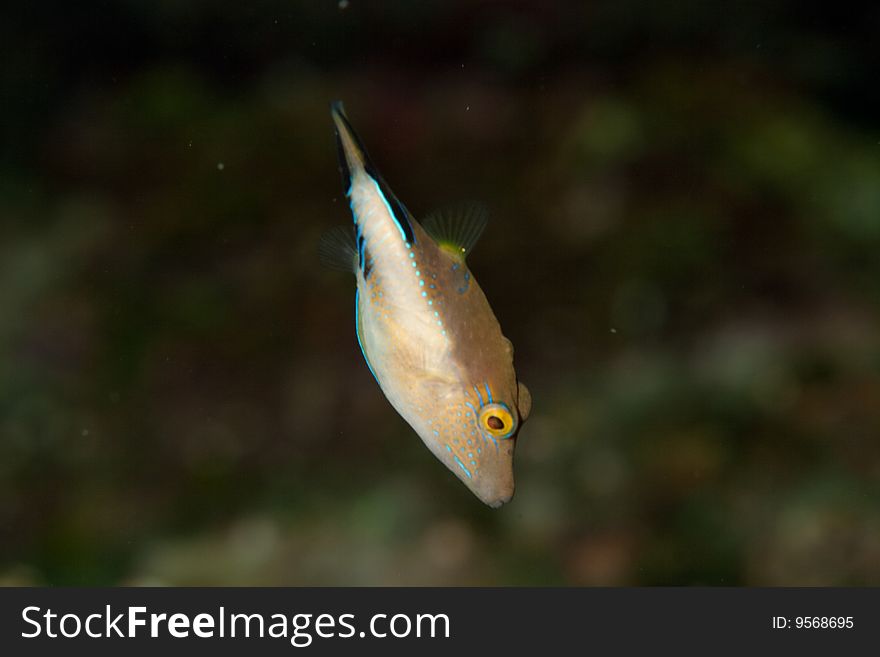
left=486, top=493, right=514, bottom=508
left=469, top=442, right=516, bottom=508
left=477, top=481, right=515, bottom=508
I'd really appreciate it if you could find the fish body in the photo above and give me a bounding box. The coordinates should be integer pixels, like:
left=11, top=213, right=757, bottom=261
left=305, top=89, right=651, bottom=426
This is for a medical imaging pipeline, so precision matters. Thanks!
left=326, top=102, right=531, bottom=507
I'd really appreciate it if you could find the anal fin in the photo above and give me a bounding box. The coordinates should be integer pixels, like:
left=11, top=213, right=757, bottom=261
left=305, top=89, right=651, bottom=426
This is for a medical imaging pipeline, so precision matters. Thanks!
left=318, top=225, right=358, bottom=273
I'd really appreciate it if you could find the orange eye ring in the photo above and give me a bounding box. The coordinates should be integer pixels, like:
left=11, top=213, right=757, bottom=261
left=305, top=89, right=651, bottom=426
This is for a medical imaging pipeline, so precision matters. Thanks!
left=478, top=403, right=517, bottom=439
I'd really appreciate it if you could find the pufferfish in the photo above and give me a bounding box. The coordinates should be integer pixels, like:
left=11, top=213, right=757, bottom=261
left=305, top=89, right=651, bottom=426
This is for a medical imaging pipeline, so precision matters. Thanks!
left=319, top=102, right=531, bottom=507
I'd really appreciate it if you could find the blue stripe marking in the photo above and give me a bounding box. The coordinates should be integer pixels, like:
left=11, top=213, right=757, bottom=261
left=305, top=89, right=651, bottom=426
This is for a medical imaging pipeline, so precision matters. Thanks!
left=453, top=455, right=473, bottom=479
left=473, top=385, right=484, bottom=407
left=485, top=383, right=493, bottom=403
left=354, top=290, right=379, bottom=383
left=369, top=177, right=409, bottom=244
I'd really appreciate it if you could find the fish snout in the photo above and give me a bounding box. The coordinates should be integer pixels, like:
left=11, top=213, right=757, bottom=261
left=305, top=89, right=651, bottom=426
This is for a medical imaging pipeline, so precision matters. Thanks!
left=473, top=459, right=515, bottom=508
left=481, top=484, right=515, bottom=508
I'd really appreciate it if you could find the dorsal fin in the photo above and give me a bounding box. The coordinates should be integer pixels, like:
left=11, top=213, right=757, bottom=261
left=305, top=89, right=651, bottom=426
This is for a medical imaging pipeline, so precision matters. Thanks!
left=318, top=225, right=358, bottom=273
left=422, top=202, right=488, bottom=259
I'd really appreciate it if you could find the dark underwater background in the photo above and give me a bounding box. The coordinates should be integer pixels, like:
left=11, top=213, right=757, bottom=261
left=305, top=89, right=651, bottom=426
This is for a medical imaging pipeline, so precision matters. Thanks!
left=2, top=1, right=879, bottom=585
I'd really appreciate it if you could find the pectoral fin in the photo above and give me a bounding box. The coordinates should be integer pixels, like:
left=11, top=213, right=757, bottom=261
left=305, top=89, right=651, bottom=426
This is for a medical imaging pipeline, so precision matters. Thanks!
left=422, top=202, right=488, bottom=260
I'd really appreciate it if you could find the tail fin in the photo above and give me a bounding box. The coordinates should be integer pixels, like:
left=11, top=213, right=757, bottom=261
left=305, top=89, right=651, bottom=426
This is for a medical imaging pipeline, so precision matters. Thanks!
left=330, top=101, right=416, bottom=245
left=331, top=101, right=370, bottom=193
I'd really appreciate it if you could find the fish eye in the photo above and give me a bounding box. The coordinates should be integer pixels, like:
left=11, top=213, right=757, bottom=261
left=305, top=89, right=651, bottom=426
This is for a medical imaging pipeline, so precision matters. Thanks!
left=479, top=403, right=517, bottom=439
